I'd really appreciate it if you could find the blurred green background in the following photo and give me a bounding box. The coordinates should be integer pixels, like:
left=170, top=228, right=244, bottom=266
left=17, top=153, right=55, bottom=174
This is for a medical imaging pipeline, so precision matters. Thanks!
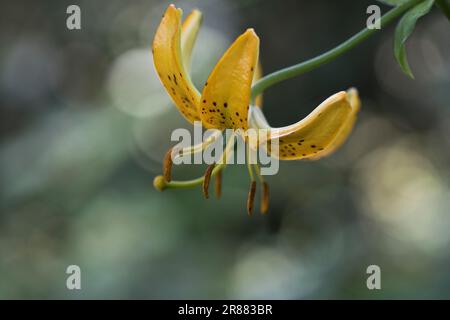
left=0, top=0, right=449, bottom=299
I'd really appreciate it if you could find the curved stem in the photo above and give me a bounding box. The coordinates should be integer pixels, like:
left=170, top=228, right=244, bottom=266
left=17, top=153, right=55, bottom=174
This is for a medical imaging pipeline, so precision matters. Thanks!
left=251, top=0, right=423, bottom=99
left=162, top=163, right=226, bottom=189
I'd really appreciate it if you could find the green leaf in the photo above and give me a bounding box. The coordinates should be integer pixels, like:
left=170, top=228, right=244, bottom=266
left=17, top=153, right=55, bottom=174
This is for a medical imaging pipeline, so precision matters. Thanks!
left=436, top=0, right=450, bottom=20
left=394, top=0, right=435, bottom=78
left=376, top=0, right=410, bottom=6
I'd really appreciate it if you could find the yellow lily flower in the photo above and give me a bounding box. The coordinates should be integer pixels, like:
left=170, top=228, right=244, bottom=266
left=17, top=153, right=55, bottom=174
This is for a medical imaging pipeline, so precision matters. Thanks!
left=152, top=4, right=361, bottom=214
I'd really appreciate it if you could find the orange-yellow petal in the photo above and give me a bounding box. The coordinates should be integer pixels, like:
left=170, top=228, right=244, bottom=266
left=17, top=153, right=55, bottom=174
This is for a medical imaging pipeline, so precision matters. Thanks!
left=199, top=29, right=259, bottom=130
left=152, top=5, right=201, bottom=123
left=309, top=88, right=360, bottom=160
left=265, top=91, right=354, bottom=160
left=181, top=9, right=202, bottom=73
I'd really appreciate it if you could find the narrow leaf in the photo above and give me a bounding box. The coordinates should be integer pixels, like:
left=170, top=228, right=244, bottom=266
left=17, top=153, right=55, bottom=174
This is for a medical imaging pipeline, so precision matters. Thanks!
left=394, top=0, right=435, bottom=78
left=436, top=0, right=450, bottom=20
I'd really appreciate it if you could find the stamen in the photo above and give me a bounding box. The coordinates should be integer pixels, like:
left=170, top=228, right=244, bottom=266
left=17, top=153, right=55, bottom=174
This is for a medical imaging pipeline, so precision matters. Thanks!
left=247, top=181, right=256, bottom=216
left=246, top=144, right=255, bottom=181
left=261, top=182, right=269, bottom=214
left=202, top=164, right=216, bottom=199
left=173, top=130, right=222, bottom=162
left=153, top=175, right=167, bottom=192
left=253, top=164, right=269, bottom=214
left=215, top=170, right=222, bottom=198
left=163, top=147, right=174, bottom=182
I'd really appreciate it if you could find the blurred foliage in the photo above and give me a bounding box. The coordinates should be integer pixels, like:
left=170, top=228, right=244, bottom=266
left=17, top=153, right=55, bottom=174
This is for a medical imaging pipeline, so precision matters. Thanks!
left=0, top=0, right=449, bottom=299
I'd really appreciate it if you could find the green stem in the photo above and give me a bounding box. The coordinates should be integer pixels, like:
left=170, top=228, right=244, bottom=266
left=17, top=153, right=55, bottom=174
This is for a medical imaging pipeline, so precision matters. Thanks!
left=160, top=163, right=226, bottom=190
left=251, top=0, right=423, bottom=99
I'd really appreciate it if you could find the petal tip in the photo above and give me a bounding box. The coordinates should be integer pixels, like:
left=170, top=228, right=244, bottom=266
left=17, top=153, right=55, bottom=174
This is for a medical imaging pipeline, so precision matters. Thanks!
left=167, top=4, right=177, bottom=12
left=320, top=91, right=350, bottom=112
left=244, top=28, right=259, bottom=39
left=166, top=4, right=182, bottom=16
left=346, top=87, right=361, bottom=112
left=191, top=8, right=202, bottom=16
left=238, top=28, right=260, bottom=53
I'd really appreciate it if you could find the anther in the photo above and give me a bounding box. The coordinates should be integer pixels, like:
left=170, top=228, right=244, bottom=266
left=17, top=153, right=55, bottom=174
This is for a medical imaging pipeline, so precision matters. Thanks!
left=215, top=170, right=222, bottom=198
left=247, top=181, right=257, bottom=216
left=261, top=182, right=269, bottom=214
left=163, top=147, right=174, bottom=182
left=202, top=164, right=216, bottom=199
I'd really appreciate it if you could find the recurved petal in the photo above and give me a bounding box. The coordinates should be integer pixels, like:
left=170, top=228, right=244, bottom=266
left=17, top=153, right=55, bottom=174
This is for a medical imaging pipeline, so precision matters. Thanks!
left=265, top=91, right=354, bottom=160
left=152, top=5, right=201, bottom=124
left=181, top=9, right=202, bottom=73
left=199, top=29, right=259, bottom=130
left=309, top=88, right=360, bottom=160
